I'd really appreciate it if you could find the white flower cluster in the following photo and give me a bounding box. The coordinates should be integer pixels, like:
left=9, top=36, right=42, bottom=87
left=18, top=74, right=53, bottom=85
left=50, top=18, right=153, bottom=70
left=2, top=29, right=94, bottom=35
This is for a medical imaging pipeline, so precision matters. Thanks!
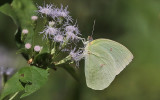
left=38, top=4, right=81, bottom=42
left=37, top=4, right=85, bottom=66
left=38, top=4, right=72, bottom=22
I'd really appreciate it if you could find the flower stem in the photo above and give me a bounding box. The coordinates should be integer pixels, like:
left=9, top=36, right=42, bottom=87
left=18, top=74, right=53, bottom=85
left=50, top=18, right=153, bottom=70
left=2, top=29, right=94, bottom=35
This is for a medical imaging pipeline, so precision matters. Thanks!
left=9, top=92, right=19, bottom=100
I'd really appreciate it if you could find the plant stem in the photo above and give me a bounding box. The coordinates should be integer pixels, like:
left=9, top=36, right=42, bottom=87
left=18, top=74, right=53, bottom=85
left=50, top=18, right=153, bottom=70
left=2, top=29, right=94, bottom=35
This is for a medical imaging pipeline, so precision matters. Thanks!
left=9, top=92, right=19, bottom=100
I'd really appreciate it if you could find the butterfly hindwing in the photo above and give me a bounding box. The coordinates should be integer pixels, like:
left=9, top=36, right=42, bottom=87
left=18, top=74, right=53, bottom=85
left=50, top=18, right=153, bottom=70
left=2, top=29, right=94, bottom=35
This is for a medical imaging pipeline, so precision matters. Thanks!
left=85, top=39, right=133, bottom=90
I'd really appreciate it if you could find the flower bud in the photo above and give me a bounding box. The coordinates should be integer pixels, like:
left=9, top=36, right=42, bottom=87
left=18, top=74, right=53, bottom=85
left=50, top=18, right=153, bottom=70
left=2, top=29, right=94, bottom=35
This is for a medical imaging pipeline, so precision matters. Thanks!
left=31, top=16, right=38, bottom=21
left=22, top=29, right=29, bottom=34
left=34, top=45, right=42, bottom=52
left=25, top=43, right=32, bottom=49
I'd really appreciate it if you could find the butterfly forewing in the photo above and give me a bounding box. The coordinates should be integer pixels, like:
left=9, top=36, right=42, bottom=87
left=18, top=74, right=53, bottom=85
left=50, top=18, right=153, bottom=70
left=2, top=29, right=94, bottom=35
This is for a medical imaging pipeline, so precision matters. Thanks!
left=85, top=39, right=133, bottom=90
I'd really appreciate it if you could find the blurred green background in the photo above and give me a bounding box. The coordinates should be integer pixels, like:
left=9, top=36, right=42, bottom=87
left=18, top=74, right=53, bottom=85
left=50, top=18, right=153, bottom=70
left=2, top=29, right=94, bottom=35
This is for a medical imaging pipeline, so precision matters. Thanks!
left=0, top=0, right=160, bottom=100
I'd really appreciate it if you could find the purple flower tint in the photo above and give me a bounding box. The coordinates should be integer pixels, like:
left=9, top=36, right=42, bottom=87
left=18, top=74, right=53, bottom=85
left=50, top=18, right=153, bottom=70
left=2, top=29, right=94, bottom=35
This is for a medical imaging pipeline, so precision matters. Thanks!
left=22, top=29, right=29, bottom=34
left=70, top=48, right=84, bottom=66
left=38, top=4, right=53, bottom=16
left=25, top=43, right=32, bottom=49
left=65, top=25, right=80, bottom=35
left=54, top=34, right=64, bottom=42
left=31, top=16, right=38, bottom=21
left=64, top=24, right=81, bottom=42
left=34, top=45, right=42, bottom=52
left=41, top=26, right=58, bottom=39
left=66, top=32, right=78, bottom=41
left=51, top=5, right=72, bottom=22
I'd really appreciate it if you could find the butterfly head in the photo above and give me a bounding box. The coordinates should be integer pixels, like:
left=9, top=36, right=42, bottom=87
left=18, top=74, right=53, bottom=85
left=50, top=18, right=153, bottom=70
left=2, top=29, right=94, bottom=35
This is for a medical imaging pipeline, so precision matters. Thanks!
left=87, top=36, right=93, bottom=42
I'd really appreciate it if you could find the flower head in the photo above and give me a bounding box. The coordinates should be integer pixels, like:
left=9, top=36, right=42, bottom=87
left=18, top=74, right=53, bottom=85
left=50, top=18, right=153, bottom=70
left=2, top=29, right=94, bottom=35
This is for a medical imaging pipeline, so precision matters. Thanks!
left=42, top=26, right=58, bottom=38
left=54, top=34, right=64, bottom=42
left=51, top=5, right=72, bottom=22
left=25, top=43, right=32, bottom=49
left=70, top=48, right=84, bottom=66
left=66, top=32, right=78, bottom=40
left=34, top=45, right=42, bottom=52
left=38, top=4, right=53, bottom=16
left=31, top=16, right=38, bottom=21
left=65, top=25, right=80, bottom=35
left=22, top=29, right=29, bottom=34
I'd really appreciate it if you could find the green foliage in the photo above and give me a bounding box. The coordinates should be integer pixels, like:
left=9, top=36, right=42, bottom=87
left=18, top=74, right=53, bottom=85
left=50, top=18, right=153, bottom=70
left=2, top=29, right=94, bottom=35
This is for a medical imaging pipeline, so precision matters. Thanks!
left=0, top=73, right=24, bottom=100
left=18, top=66, right=49, bottom=98
left=0, top=0, right=48, bottom=50
left=0, top=66, right=48, bottom=99
left=0, top=1, right=80, bottom=99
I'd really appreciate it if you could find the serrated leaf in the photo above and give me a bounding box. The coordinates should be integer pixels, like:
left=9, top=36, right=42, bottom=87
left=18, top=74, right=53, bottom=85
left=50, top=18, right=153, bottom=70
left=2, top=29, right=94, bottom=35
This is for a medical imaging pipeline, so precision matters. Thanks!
left=0, top=66, right=49, bottom=99
left=0, top=73, right=24, bottom=100
left=18, top=66, right=49, bottom=98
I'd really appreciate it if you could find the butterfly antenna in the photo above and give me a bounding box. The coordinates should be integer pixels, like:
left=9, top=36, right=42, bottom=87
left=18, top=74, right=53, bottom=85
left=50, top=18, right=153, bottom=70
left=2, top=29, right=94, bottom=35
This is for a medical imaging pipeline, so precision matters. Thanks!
left=91, top=20, right=96, bottom=37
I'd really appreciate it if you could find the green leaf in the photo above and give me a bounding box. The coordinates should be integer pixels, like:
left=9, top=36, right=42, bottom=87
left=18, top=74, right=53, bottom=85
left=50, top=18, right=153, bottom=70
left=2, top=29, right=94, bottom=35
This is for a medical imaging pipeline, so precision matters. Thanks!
left=0, top=0, right=37, bottom=47
left=18, top=66, right=49, bottom=98
left=33, top=18, right=50, bottom=53
left=0, top=66, right=49, bottom=99
left=0, top=0, right=50, bottom=55
left=0, top=73, right=24, bottom=100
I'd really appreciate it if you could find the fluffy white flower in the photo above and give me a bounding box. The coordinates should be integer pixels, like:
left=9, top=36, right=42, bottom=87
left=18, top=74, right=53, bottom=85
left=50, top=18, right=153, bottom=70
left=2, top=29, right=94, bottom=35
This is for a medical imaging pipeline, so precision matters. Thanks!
left=66, top=32, right=78, bottom=40
left=25, top=43, right=32, bottom=49
left=31, top=16, right=38, bottom=21
left=54, top=34, right=64, bottom=42
left=34, top=45, right=42, bottom=52
left=42, top=26, right=58, bottom=38
left=65, top=25, right=80, bottom=35
left=38, top=4, right=53, bottom=16
left=22, top=29, right=29, bottom=34
left=66, top=26, right=75, bottom=32
left=70, top=48, right=84, bottom=66
left=51, top=5, right=72, bottom=22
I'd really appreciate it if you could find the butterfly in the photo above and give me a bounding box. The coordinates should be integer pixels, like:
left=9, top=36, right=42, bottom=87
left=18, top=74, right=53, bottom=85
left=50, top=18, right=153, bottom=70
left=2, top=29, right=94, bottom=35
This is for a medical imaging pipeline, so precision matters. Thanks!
left=84, top=36, right=133, bottom=90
